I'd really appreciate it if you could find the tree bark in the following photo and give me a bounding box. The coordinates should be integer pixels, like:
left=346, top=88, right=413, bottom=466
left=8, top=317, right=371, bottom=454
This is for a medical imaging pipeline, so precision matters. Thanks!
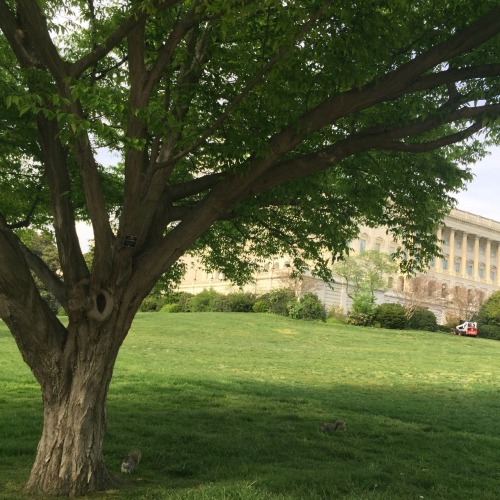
left=23, top=317, right=125, bottom=497
left=25, top=379, right=110, bottom=496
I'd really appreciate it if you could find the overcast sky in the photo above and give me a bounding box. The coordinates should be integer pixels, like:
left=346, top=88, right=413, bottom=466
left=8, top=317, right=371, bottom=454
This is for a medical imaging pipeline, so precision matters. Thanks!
left=455, top=145, right=500, bottom=222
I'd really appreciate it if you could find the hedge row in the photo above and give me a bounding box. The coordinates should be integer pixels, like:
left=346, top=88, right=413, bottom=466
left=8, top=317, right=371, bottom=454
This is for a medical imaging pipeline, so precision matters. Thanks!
left=347, top=303, right=438, bottom=332
left=140, top=288, right=327, bottom=321
left=141, top=289, right=442, bottom=331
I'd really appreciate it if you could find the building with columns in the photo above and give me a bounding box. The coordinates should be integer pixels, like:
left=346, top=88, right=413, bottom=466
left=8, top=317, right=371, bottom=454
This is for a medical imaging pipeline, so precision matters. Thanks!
left=177, top=208, right=500, bottom=323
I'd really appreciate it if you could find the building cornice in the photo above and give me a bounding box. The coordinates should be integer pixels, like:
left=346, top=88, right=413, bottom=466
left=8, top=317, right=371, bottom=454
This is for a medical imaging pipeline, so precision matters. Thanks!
left=445, top=208, right=500, bottom=237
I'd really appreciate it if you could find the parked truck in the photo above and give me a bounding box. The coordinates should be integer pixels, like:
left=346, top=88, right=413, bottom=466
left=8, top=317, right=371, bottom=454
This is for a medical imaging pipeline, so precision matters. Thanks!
left=453, top=320, right=478, bottom=337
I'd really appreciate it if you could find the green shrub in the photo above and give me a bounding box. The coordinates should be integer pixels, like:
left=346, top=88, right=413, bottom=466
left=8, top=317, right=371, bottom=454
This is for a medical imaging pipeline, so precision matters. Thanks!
left=351, top=289, right=376, bottom=317
left=161, top=291, right=193, bottom=312
left=258, top=288, right=296, bottom=316
left=211, top=294, right=231, bottom=312
left=160, top=303, right=182, bottom=313
left=253, top=300, right=269, bottom=313
left=477, top=324, right=500, bottom=340
left=187, top=289, right=224, bottom=312
left=140, top=296, right=165, bottom=312
left=374, top=303, right=407, bottom=329
left=407, top=309, right=438, bottom=331
left=476, top=291, right=500, bottom=340
left=346, top=312, right=374, bottom=326
left=226, top=292, right=256, bottom=312
left=288, top=293, right=327, bottom=321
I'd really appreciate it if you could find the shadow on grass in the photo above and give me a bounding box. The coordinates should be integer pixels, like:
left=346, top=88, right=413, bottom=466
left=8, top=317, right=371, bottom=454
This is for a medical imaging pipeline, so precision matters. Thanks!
left=1, top=376, right=499, bottom=499
left=101, top=377, right=500, bottom=499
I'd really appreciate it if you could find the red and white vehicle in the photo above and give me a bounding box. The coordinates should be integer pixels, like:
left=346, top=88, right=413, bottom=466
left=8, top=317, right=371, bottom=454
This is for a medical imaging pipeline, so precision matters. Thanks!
left=453, top=321, right=478, bottom=337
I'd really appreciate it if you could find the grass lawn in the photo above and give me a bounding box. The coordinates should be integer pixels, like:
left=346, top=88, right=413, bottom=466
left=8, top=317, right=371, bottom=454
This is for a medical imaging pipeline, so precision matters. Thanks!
left=1, top=313, right=499, bottom=499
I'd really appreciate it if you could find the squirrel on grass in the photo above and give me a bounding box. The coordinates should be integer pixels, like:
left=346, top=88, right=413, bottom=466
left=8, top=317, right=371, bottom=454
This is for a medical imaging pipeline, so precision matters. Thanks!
left=121, top=450, right=141, bottom=474
left=320, top=419, right=346, bottom=433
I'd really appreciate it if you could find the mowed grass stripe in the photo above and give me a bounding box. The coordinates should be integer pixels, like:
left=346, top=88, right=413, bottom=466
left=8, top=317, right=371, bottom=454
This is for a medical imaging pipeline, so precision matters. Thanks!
left=1, top=313, right=499, bottom=499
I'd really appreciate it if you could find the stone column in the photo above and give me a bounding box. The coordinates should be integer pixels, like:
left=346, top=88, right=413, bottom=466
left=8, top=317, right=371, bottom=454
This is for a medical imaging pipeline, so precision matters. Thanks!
left=486, top=239, right=491, bottom=283
left=435, top=227, right=442, bottom=271
left=461, top=232, right=467, bottom=276
left=473, top=235, right=480, bottom=280
left=449, top=229, right=455, bottom=275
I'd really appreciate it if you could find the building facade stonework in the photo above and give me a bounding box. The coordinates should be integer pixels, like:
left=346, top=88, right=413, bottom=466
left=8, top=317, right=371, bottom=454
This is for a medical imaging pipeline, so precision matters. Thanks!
left=177, top=208, right=500, bottom=323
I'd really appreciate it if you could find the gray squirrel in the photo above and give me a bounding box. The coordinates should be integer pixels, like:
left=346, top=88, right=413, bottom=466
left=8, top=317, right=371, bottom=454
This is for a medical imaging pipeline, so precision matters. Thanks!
left=320, top=419, right=346, bottom=432
left=121, top=450, right=141, bottom=474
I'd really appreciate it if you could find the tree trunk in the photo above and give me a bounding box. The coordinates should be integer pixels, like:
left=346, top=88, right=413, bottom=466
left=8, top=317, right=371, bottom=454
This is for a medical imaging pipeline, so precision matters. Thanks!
left=24, top=320, right=123, bottom=497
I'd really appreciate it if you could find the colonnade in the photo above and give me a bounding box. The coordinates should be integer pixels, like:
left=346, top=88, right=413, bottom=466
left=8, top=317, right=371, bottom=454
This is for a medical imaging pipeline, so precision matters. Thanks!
left=435, top=226, right=500, bottom=284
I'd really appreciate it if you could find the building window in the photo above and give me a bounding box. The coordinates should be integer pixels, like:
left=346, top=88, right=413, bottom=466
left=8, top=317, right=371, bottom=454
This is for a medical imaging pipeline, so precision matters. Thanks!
left=360, top=239, right=366, bottom=253
left=454, top=260, right=460, bottom=272
left=491, top=269, right=497, bottom=281
left=466, top=262, right=473, bottom=276
left=479, top=267, right=485, bottom=279
left=442, top=258, right=448, bottom=271
left=388, top=276, right=394, bottom=288
left=398, top=276, right=404, bottom=291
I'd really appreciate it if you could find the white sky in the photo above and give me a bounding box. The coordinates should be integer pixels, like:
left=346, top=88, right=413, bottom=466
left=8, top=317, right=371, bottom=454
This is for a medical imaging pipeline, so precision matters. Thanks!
left=455, top=145, right=500, bottom=222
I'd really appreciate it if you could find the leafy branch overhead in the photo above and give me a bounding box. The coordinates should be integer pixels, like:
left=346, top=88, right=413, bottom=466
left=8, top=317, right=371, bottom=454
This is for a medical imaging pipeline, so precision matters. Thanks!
left=0, top=2, right=499, bottom=293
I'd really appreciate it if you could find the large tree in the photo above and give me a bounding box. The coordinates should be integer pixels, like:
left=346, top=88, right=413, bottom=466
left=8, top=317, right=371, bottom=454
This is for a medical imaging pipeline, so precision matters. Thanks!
left=1, top=0, right=500, bottom=495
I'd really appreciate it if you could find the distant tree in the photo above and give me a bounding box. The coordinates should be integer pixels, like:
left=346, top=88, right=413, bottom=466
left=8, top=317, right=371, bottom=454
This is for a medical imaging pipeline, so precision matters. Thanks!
left=334, top=250, right=398, bottom=315
left=275, top=267, right=321, bottom=298
left=398, top=274, right=440, bottom=319
left=450, top=285, right=485, bottom=321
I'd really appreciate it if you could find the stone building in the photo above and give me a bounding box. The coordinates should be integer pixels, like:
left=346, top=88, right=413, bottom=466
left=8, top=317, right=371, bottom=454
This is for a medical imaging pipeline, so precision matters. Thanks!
left=177, top=208, right=500, bottom=323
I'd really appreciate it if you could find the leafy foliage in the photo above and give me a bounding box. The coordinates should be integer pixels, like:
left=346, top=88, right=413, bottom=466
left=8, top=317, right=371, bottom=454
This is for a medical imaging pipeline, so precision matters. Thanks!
left=407, top=309, right=438, bottom=332
left=476, top=291, right=500, bottom=340
left=287, top=292, right=327, bottom=321
left=374, top=303, right=407, bottom=330
left=334, top=250, right=397, bottom=322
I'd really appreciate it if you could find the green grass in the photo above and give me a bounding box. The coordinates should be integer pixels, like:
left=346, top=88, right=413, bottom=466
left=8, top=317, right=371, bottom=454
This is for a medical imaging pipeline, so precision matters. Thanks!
left=1, top=313, right=500, bottom=499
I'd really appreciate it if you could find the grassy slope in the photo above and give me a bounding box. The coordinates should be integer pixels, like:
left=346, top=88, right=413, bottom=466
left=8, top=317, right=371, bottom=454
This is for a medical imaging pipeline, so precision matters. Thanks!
left=0, top=313, right=499, bottom=499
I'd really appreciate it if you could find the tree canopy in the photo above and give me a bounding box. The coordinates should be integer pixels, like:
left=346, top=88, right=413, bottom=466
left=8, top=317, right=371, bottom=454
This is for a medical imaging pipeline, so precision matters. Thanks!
left=1, top=0, right=500, bottom=496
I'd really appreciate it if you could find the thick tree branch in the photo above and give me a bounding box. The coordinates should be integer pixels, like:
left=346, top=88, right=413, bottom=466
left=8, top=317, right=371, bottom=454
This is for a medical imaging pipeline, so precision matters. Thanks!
left=0, top=0, right=39, bottom=67
left=0, top=214, right=67, bottom=379
left=18, top=241, right=68, bottom=311
left=168, top=172, right=224, bottom=201
left=6, top=196, right=39, bottom=229
left=15, top=0, right=69, bottom=83
left=382, top=121, right=484, bottom=153
left=143, top=3, right=199, bottom=98
left=406, top=64, right=500, bottom=94
left=248, top=103, right=500, bottom=196
left=73, top=135, right=115, bottom=286
left=36, top=115, right=89, bottom=286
